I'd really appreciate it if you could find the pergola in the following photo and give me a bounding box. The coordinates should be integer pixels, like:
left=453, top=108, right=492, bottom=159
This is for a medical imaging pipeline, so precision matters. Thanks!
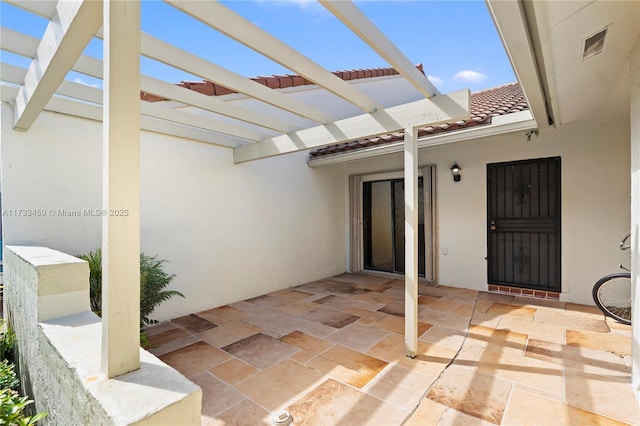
left=0, top=0, right=470, bottom=378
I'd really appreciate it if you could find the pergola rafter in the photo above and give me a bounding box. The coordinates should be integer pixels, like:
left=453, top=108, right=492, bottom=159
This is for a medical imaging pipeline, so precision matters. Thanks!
left=319, top=0, right=440, bottom=99
left=167, top=0, right=383, bottom=114
left=13, top=0, right=102, bottom=130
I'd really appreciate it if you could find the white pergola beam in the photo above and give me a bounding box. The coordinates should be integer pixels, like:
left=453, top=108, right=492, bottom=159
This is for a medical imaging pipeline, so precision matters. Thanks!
left=234, top=89, right=470, bottom=163
left=13, top=0, right=102, bottom=131
left=4, top=0, right=58, bottom=19
left=141, top=33, right=330, bottom=124
left=101, top=0, right=140, bottom=378
left=404, top=125, right=419, bottom=358
left=3, top=60, right=265, bottom=141
left=320, top=0, right=440, bottom=99
left=0, top=81, right=242, bottom=147
left=166, top=0, right=382, bottom=113
left=0, top=27, right=39, bottom=57
left=141, top=102, right=265, bottom=142
left=141, top=76, right=294, bottom=133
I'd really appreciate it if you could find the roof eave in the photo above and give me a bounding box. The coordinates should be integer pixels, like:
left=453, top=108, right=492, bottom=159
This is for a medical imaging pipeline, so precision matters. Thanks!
left=485, top=0, right=553, bottom=128
left=307, top=110, right=535, bottom=167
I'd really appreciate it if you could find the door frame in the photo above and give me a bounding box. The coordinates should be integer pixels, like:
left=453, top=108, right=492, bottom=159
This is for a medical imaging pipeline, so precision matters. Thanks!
left=349, top=166, right=437, bottom=282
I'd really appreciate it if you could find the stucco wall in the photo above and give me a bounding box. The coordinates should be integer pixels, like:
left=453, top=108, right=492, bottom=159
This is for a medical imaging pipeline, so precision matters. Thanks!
left=3, top=245, right=201, bottom=425
left=0, top=103, right=346, bottom=321
left=334, top=116, right=630, bottom=305
left=0, top=100, right=630, bottom=316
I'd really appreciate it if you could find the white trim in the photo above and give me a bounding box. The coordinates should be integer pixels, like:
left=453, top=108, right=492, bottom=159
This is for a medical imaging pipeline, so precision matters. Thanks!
left=361, top=169, right=424, bottom=182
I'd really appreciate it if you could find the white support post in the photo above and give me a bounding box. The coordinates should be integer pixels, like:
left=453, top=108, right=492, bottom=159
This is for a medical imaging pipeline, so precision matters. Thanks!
left=101, top=0, right=141, bottom=378
left=404, top=126, right=419, bottom=358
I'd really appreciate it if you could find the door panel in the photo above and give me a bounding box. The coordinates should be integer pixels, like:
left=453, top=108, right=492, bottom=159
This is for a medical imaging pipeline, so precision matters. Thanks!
left=487, top=157, right=561, bottom=291
left=363, top=178, right=425, bottom=276
left=370, top=181, right=393, bottom=271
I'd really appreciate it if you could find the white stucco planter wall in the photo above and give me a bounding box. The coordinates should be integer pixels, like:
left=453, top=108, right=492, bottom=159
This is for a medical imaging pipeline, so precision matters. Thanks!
left=3, top=245, right=201, bottom=425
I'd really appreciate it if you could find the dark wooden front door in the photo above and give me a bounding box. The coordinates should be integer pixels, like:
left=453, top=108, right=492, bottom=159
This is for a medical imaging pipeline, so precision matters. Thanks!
left=487, top=157, right=561, bottom=292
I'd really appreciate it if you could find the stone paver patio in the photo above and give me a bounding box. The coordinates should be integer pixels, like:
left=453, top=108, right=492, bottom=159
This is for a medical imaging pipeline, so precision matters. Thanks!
left=146, top=273, right=638, bottom=425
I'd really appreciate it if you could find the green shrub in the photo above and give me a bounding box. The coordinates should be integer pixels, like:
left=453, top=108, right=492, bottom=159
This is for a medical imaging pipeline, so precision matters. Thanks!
left=0, top=389, right=46, bottom=426
left=0, top=360, right=19, bottom=392
left=77, top=249, right=185, bottom=328
left=0, top=319, right=15, bottom=363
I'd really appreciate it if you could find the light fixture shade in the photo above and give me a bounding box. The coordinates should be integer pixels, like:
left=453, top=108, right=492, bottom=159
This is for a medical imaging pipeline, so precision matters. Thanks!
left=451, top=162, right=462, bottom=182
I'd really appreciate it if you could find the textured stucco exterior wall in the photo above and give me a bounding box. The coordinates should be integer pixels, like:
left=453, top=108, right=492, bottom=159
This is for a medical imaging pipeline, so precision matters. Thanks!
left=334, top=116, right=630, bottom=306
left=3, top=246, right=201, bottom=425
left=0, top=102, right=346, bottom=321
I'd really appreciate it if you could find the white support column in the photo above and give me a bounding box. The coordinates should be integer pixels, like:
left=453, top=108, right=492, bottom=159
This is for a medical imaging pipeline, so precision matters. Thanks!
left=101, top=0, right=141, bottom=378
left=404, top=126, right=419, bottom=358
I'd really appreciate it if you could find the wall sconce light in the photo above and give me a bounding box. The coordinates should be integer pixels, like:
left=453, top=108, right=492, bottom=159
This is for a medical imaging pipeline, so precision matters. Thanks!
left=451, top=162, right=462, bottom=182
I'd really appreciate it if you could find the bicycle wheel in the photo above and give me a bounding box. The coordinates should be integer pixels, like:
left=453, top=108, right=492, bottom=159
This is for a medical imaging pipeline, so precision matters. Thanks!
left=592, top=273, right=632, bottom=325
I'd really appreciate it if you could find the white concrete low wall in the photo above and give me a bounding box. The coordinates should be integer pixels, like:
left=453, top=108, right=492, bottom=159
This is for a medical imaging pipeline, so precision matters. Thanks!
left=3, top=245, right=201, bottom=425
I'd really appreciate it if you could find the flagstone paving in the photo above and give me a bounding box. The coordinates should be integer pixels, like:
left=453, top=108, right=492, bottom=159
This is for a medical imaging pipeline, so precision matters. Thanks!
left=147, top=273, right=639, bottom=425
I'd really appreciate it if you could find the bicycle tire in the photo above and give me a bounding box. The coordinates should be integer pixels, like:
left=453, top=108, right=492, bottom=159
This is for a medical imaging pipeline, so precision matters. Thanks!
left=592, top=273, right=632, bottom=325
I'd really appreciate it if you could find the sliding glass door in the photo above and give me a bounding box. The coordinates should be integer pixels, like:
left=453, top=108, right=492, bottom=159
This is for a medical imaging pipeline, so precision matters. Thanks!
left=362, top=178, right=425, bottom=276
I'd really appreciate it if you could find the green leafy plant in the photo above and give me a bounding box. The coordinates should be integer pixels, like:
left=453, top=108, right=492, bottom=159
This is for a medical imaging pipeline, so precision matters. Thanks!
left=139, top=254, right=183, bottom=326
left=78, top=249, right=103, bottom=315
left=0, top=320, right=15, bottom=364
left=0, top=360, right=19, bottom=392
left=0, top=389, right=47, bottom=426
left=77, top=249, right=185, bottom=328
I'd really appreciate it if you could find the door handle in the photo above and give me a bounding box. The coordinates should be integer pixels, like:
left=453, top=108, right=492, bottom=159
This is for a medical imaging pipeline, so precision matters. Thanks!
left=490, top=225, right=497, bottom=231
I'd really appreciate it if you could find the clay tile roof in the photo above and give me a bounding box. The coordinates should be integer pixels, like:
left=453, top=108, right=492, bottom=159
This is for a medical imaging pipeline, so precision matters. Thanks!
left=308, top=82, right=528, bottom=159
left=140, top=64, right=422, bottom=103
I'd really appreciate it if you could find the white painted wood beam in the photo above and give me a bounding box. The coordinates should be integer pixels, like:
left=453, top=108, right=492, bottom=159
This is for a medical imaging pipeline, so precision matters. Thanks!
left=141, top=33, right=330, bottom=124
left=404, top=125, right=419, bottom=358
left=101, top=0, right=140, bottom=378
left=3, top=59, right=265, bottom=142
left=234, top=89, right=470, bottom=163
left=0, top=83, right=241, bottom=147
left=1, top=62, right=27, bottom=85
left=4, top=0, right=58, bottom=19
left=141, top=76, right=294, bottom=133
left=166, top=0, right=382, bottom=113
left=0, top=27, right=39, bottom=57
left=141, top=102, right=265, bottom=142
left=13, top=0, right=102, bottom=131
left=486, top=0, right=551, bottom=128
left=320, top=0, right=440, bottom=98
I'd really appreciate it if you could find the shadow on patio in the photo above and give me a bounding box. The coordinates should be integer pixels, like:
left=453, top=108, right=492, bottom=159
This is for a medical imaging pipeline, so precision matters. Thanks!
left=145, top=273, right=638, bottom=425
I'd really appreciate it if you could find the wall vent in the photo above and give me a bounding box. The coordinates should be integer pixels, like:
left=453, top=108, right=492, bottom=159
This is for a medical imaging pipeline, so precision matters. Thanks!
left=582, top=27, right=609, bottom=61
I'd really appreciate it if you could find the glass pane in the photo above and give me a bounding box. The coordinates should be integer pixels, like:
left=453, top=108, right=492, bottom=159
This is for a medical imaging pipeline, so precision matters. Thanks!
left=369, top=181, right=394, bottom=272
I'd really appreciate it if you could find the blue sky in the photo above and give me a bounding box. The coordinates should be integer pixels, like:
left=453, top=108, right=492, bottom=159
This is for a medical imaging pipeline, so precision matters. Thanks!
left=1, top=0, right=515, bottom=93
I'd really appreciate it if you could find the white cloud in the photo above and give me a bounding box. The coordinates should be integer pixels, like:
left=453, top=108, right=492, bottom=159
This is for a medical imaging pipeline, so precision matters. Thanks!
left=427, top=75, right=443, bottom=86
left=452, top=70, right=487, bottom=83
left=72, top=77, right=100, bottom=88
